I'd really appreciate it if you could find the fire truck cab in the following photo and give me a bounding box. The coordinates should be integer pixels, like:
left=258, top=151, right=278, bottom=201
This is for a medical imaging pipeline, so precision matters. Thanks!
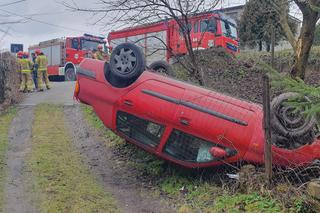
left=29, top=34, right=106, bottom=81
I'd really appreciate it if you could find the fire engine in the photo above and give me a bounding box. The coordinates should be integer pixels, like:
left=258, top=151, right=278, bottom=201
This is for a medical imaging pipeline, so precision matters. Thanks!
left=108, top=12, right=239, bottom=66
left=29, top=34, right=106, bottom=81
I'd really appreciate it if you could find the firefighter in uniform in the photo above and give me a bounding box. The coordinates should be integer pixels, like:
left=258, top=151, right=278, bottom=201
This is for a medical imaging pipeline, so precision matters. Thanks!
left=35, top=49, right=50, bottom=91
left=31, top=52, right=38, bottom=90
left=18, top=52, right=34, bottom=93
left=94, top=45, right=109, bottom=61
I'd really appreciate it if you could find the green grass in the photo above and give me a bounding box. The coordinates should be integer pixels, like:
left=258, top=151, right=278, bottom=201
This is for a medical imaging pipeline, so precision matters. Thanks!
left=29, top=104, right=120, bottom=213
left=0, top=107, right=17, bottom=210
left=81, top=105, right=305, bottom=213
left=213, top=193, right=282, bottom=213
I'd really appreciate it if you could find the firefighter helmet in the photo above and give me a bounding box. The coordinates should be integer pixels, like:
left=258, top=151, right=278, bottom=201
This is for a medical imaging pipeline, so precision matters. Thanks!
left=35, top=49, right=42, bottom=55
left=17, top=51, right=23, bottom=58
left=23, top=52, right=29, bottom=58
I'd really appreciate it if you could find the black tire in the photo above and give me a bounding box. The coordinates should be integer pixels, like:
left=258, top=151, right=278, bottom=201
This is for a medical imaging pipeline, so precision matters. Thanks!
left=271, top=92, right=316, bottom=138
left=109, top=42, right=145, bottom=86
left=149, top=60, right=175, bottom=77
left=65, top=67, right=76, bottom=81
left=104, top=63, right=136, bottom=88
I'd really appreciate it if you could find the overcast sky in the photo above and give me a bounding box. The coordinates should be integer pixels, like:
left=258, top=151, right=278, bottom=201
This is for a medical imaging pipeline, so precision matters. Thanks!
left=0, top=0, right=248, bottom=50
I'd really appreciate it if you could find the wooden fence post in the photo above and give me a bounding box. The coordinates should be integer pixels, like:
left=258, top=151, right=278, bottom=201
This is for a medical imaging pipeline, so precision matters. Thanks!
left=262, top=74, right=272, bottom=186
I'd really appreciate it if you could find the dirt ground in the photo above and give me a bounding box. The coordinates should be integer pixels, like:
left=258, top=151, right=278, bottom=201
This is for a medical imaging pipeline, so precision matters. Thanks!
left=4, top=107, right=37, bottom=213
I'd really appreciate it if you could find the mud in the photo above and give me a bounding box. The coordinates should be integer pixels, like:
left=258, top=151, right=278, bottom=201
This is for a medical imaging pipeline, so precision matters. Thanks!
left=4, top=107, right=37, bottom=213
left=64, top=106, right=174, bottom=213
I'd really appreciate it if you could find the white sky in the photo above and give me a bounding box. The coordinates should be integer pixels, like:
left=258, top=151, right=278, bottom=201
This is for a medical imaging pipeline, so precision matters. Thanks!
left=0, top=0, right=299, bottom=51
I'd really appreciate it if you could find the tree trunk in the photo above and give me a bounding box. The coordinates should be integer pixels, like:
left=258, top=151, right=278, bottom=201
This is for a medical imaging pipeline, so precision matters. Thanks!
left=291, top=38, right=314, bottom=79
left=259, top=41, right=263, bottom=51
left=266, top=42, right=271, bottom=52
left=290, top=11, right=318, bottom=80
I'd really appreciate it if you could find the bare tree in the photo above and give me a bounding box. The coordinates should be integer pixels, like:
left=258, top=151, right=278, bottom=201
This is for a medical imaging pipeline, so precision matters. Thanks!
left=0, top=0, right=28, bottom=47
left=269, top=0, right=320, bottom=80
left=63, top=0, right=220, bottom=85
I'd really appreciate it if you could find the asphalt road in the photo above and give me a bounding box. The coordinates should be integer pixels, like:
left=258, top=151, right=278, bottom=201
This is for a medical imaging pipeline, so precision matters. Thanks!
left=19, top=82, right=78, bottom=106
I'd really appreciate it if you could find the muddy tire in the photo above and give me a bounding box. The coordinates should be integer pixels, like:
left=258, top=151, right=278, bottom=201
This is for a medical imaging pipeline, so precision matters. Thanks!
left=65, top=67, right=76, bottom=81
left=108, top=42, right=145, bottom=87
left=271, top=92, right=316, bottom=138
left=149, top=60, right=175, bottom=77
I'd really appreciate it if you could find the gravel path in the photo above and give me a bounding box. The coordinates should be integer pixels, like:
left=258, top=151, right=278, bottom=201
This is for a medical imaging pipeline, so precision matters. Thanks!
left=4, top=107, right=37, bottom=213
left=19, top=82, right=78, bottom=106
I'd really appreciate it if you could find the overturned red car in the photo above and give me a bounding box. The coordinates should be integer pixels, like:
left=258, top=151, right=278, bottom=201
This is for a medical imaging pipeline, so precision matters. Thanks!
left=74, top=42, right=320, bottom=168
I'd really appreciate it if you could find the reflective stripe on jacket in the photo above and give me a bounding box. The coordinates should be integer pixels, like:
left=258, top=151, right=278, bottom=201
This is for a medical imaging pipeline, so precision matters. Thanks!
left=35, top=55, right=48, bottom=71
left=18, top=58, right=33, bottom=73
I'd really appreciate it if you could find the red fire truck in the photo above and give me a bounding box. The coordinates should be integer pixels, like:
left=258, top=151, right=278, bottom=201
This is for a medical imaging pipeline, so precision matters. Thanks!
left=29, top=34, right=106, bottom=81
left=108, top=12, right=239, bottom=66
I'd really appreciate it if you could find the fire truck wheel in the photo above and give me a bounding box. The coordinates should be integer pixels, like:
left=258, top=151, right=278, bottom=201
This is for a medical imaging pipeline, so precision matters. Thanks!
left=149, top=60, right=175, bottom=77
left=109, top=42, right=145, bottom=83
left=270, top=92, right=316, bottom=139
left=65, top=68, right=76, bottom=81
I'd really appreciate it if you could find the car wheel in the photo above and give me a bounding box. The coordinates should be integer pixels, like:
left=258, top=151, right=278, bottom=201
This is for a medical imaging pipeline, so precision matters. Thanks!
left=109, top=42, right=145, bottom=86
left=104, top=63, right=136, bottom=88
left=271, top=92, right=316, bottom=138
left=149, top=60, right=175, bottom=77
left=65, top=67, right=76, bottom=81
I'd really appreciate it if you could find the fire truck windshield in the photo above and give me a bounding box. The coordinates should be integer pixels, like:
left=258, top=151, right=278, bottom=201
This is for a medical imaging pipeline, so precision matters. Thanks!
left=221, top=20, right=237, bottom=40
left=81, top=39, right=104, bottom=51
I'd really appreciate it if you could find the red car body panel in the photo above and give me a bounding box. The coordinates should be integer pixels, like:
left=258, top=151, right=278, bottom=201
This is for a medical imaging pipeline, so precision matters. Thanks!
left=75, top=59, right=320, bottom=168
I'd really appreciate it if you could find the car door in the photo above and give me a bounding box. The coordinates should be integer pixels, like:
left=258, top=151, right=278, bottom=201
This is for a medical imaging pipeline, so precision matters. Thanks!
left=170, top=89, right=257, bottom=164
left=116, top=79, right=185, bottom=150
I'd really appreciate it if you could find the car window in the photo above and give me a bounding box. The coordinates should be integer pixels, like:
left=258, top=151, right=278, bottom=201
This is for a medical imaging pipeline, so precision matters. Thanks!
left=200, top=19, right=208, bottom=33
left=221, top=20, right=237, bottom=39
left=179, top=23, right=192, bottom=36
left=72, top=38, right=79, bottom=49
left=200, top=18, right=216, bottom=33
left=164, top=129, right=217, bottom=163
left=194, top=21, right=199, bottom=33
left=116, top=111, right=165, bottom=148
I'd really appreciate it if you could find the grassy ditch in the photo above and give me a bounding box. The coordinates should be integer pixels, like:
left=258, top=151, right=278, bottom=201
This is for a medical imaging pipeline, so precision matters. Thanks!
left=29, top=104, right=120, bottom=213
left=0, top=107, right=17, bottom=210
left=81, top=105, right=309, bottom=212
